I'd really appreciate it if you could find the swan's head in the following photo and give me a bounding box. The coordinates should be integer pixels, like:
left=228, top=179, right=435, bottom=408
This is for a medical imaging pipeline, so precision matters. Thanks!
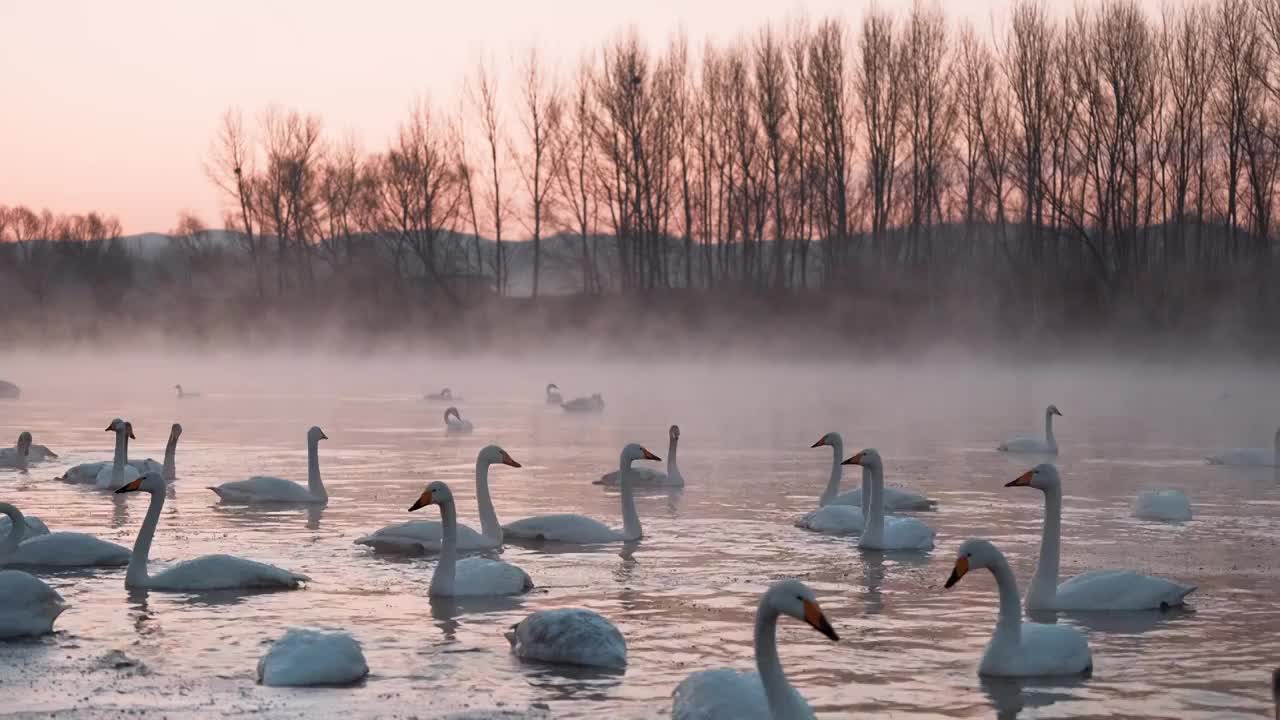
left=105, top=419, right=136, bottom=440
left=170, top=423, right=183, bottom=440
left=408, top=480, right=453, bottom=512
left=622, top=443, right=661, bottom=464
left=1005, top=463, right=1060, bottom=491
left=440, top=388, right=452, bottom=399
left=944, top=538, right=1002, bottom=589
left=308, top=426, right=328, bottom=443
left=547, top=383, right=559, bottom=393
left=479, top=444, right=521, bottom=468
left=841, top=448, right=881, bottom=468
left=444, top=407, right=462, bottom=423
left=16, top=431, right=32, bottom=456
left=810, top=432, right=841, bottom=449
left=1047, top=404, right=1063, bottom=417
left=765, top=579, right=840, bottom=642
left=115, top=470, right=167, bottom=495
left=669, top=425, right=680, bottom=441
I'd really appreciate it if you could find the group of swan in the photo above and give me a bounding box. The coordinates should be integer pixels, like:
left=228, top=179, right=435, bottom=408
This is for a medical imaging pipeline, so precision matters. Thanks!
left=58, top=419, right=182, bottom=490
left=795, top=432, right=934, bottom=537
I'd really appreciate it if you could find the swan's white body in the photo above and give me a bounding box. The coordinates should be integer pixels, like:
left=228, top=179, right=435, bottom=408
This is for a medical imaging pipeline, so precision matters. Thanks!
left=562, top=394, right=605, bottom=413
left=1010, top=464, right=1196, bottom=610
left=356, top=446, right=513, bottom=553
left=409, top=478, right=531, bottom=598
left=1132, top=490, right=1193, bottom=522
left=505, top=443, right=658, bottom=545
left=506, top=608, right=627, bottom=670
left=671, top=580, right=839, bottom=720
left=0, top=502, right=130, bottom=568
left=210, top=427, right=328, bottom=504
left=945, top=538, right=1092, bottom=677
left=0, top=570, right=66, bottom=639
left=797, top=433, right=865, bottom=535
left=117, top=472, right=308, bottom=592
left=258, top=628, right=369, bottom=687
left=596, top=425, right=683, bottom=488
left=846, top=450, right=935, bottom=551
left=546, top=384, right=563, bottom=405
left=998, top=405, right=1062, bottom=455
left=443, top=407, right=474, bottom=434
left=1206, top=430, right=1279, bottom=466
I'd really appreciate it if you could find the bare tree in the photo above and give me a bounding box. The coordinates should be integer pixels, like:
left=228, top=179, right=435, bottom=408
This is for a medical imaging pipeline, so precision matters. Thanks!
left=468, top=60, right=509, bottom=294
left=514, top=47, right=562, bottom=297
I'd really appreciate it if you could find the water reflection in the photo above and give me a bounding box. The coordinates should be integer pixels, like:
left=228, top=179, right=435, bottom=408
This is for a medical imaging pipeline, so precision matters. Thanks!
left=1028, top=606, right=1195, bottom=635
left=981, top=674, right=1091, bottom=719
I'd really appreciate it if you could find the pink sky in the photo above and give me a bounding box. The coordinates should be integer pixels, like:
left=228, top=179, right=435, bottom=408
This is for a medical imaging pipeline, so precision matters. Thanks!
left=2, top=0, right=1155, bottom=234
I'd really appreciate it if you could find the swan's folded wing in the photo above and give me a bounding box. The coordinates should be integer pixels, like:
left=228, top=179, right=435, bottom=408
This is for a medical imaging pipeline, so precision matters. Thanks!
left=508, top=608, right=626, bottom=669
left=258, top=628, right=369, bottom=687
left=149, top=554, right=308, bottom=591
left=884, top=516, right=936, bottom=551
left=1056, top=570, right=1196, bottom=610
left=1132, top=491, right=1192, bottom=521
left=210, top=476, right=314, bottom=502
left=354, top=520, right=494, bottom=552
left=671, top=669, right=771, bottom=720
left=1016, top=622, right=1092, bottom=676
left=454, top=557, right=532, bottom=596
left=796, top=505, right=865, bottom=535
left=502, top=514, right=620, bottom=544
left=60, top=461, right=109, bottom=485
left=6, top=533, right=130, bottom=568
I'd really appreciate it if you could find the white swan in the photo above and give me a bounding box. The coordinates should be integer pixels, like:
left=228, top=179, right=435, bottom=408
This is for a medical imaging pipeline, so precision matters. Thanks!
left=796, top=433, right=865, bottom=535
left=844, top=449, right=935, bottom=551
left=209, top=426, right=328, bottom=504
left=174, top=384, right=201, bottom=399
left=562, top=393, right=605, bottom=413
left=0, top=432, right=33, bottom=470
left=408, top=480, right=532, bottom=597
left=1132, top=489, right=1192, bottom=522
left=998, top=404, right=1062, bottom=455
left=671, top=579, right=839, bottom=720
left=356, top=445, right=517, bottom=553
left=504, top=443, right=659, bottom=544
left=945, top=538, right=1092, bottom=676
left=0, top=502, right=130, bottom=568
left=0, top=513, right=48, bottom=538
left=1008, top=464, right=1196, bottom=610
left=596, top=425, right=683, bottom=488
left=258, top=628, right=369, bottom=687
left=1206, top=428, right=1279, bottom=467
left=444, top=407, right=474, bottom=434
left=0, top=569, right=66, bottom=639
left=116, top=471, right=308, bottom=591
left=59, top=418, right=133, bottom=485
left=546, top=383, right=563, bottom=405
left=426, top=387, right=457, bottom=402
left=506, top=608, right=627, bottom=670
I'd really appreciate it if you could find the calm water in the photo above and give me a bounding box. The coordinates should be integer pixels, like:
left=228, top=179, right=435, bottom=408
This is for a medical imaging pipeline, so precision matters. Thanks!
left=1, top=354, right=1278, bottom=718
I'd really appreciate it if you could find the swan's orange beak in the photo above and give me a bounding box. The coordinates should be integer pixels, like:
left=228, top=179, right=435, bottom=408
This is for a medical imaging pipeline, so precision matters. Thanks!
left=802, top=599, right=839, bottom=641
left=408, top=489, right=435, bottom=512
left=945, top=556, right=969, bottom=589
left=810, top=436, right=829, bottom=448
left=841, top=452, right=865, bottom=466
left=501, top=452, right=522, bottom=468
left=1005, top=470, right=1033, bottom=487
left=115, top=477, right=144, bottom=494
left=642, top=447, right=661, bottom=462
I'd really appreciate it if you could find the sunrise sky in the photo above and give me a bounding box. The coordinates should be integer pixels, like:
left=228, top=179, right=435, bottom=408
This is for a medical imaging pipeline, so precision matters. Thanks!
left=2, top=0, right=1159, bottom=234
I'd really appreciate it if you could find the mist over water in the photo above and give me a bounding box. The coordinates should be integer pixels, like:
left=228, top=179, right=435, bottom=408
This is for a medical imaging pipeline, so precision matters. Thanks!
left=2, top=348, right=1279, bottom=717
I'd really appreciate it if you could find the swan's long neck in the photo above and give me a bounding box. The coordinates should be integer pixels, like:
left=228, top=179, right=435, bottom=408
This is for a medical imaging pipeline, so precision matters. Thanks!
left=863, top=460, right=885, bottom=545
left=989, top=553, right=1024, bottom=646
left=111, top=428, right=130, bottom=489
left=667, top=435, right=680, bottom=478
left=306, top=437, right=325, bottom=500
left=430, top=498, right=458, bottom=597
left=619, top=452, right=643, bottom=541
left=0, top=503, right=25, bottom=555
left=752, top=597, right=796, bottom=717
left=11, top=438, right=28, bottom=471
left=162, top=434, right=179, bottom=482
left=1044, top=410, right=1057, bottom=451
left=475, top=459, right=502, bottom=544
left=1027, top=484, right=1062, bottom=608
left=126, top=490, right=166, bottom=588
left=818, top=436, right=844, bottom=507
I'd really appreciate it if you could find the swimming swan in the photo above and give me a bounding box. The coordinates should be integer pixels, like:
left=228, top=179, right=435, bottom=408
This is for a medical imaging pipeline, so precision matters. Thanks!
left=407, top=480, right=532, bottom=597
left=944, top=538, right=1093, bottom=677
left=596, top=425, right=683, bottom=488
left=426, top=388, right=458, bottom=402
left=356, top=445, right=518, bottom=553
left=998, top=404, right=1062, bottom=455
left=209, top=426, right=328, bottom=504
left=546, top=383, right=563, bottom=405
left=844, top=450, right=935, bottom=551
left=1206, top=428, right=1279, bottom=467
left=0, top=432, right=57, bottom=469
left=0, top=501, right=129, bottom=568
left=671, top=579, right=839, bottom=720
left=0, top=569, right=66, bottom=639
left=444, top=407, right=474, bottom=434
left=504, top=443, right=659, bottom=544
left=94, top=422, right=183, bottom=490
left=1006, top=464, right=1196, bottom=610
left=506, top=608, right=627, bottom=670
left=562, top=394, right=605, bottom=413
left=116, top=471, right=308, bottom=591
left=258, top=628, right=369, bottom=687
left=1132, top=489, right=1192, bottom=522
left=796, top=433, right=865, bottom=534
left=174, top=384, right=201, bottom=399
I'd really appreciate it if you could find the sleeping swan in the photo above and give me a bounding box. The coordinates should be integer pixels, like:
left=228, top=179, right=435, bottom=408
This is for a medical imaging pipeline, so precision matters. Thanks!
left=671, top=579, right=839, bottom=720
left=998, top=404, right=1062, bottom=455
left=408, top=480, right=532, bottom=597
left=209, top=426, right=328, bottom=504
left=444, top=407, right=474, bottom=434
left=117, top=471, right=308, bottom=591
left=945, top=538, right=1093, bottom=677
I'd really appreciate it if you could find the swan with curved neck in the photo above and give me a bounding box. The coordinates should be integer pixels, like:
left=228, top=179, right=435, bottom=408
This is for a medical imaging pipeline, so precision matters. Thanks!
left=1206, top=427, right=1280, bottom=467
left=843, top=449, right=935, bottom=551
left=595, top=425, right=682, bottom=487
left=356, top=445, right=518, bottom=553
left=1007, top=464, right=1196, bottom=610
left=504, top=443, right=659, bottom=544
left=944, top=538, right=1092, bottom=677
left=59, top=418, right=134, bottom=485
left=117, top=471, right=307, bottom=591
left=408, top=480, right=532, bottom=597
left=671, top=579, right=839, bottom=720
left=546, top=383, right=563, bottom=405
left=795, top=433, right=866, bottom=535
left=444, top=406, right=474, bottom=434
left=208, top=426, right=328, bottom=504
left=0, top=501, right=130, bottom=568
left=998, top=404, right=1062, bottom=455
